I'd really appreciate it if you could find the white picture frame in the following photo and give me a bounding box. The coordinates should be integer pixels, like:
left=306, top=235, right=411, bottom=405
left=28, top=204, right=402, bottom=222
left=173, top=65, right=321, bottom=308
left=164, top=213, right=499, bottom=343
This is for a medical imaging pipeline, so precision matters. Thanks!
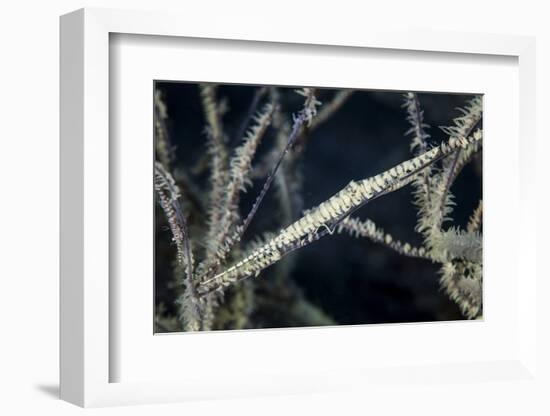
left=60, top=7, right=537, bottom=408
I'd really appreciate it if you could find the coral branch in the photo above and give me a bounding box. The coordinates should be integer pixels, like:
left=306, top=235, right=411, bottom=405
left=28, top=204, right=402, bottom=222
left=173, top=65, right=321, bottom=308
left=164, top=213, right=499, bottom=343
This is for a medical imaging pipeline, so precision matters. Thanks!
left=239, top=89, right=321, bottom=239
left=240, top=108, right=303, bottom=237
left=336, top=217, right=431, bottom=259
left=233, top=86, right=268, bottom=145
left=440, top=260, right=482, bottom=319
left=198, top=103, right=275, bottom=277
left=199, top=132, right=481, bottom=294
left=199, top=84, right=225, bottom=146
left=403, top=92, right=431, bottom=155
left=200, top=85, right=230, bottom=262
left=430, top=227, right=482, bottom=263
left=403, top=92, right=433, bottom=211
left=436, top=96, right=482, bottom=229
left=310, top=90, right=353, bottom=130
left=154, top=90, right=174, bottom=169
left=467, top=200, right=483, bottom=233
left=154, top=162, right=201, bottom=330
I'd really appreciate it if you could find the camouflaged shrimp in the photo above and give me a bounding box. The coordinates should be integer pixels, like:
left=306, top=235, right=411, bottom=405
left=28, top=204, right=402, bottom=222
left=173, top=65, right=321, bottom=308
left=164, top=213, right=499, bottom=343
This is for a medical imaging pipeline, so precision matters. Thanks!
left=198, top=130, right=482, bottom=295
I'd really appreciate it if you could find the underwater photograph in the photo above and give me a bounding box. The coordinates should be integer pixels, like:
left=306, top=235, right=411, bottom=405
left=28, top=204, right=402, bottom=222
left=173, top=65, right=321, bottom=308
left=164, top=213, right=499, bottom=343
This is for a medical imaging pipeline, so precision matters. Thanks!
left=154, top=82, right=483, bottom=332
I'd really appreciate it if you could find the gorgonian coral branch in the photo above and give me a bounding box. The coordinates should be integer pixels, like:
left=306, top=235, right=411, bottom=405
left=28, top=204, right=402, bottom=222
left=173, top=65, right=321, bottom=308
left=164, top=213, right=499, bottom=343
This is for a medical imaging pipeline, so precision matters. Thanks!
left=203, top=128, right=229, bottom=248
left=154, top=162, right=194, bottom=277
left=295, top=87, right=322, bottom=127
left=198, top=103, right=275, bottom=276
left=200, top=85, right=230, bottom=260
left=239, top=89, right=320, bottom=238
left=154, top=89, right=205, bottom=214
left=403, top=92, right=431, bottom=155
left=198, top=90, right=321, bottom=284
left=154, top=162, right=201, bottom=330
left=403, top=92, right=434, bottom=213
left=154, top=90, right=174, bottom=169
left=293, top=88, right=347, bottom=155
left=430, top=227, right=482, bottom=263
left=440, top=260, right=482, bottom=319
left=271, top=90, right=305, bottom=220
left=233, top=86, right=268, bottom=145
left=336, top=217, right=431, bottom=259
left=198, top=132, right=481, bottom=295
left=450, top=135, right=482, bottom=184
left=436, top=97, right=482, bottom=228
left=417, top=129, right=483, bottom=245
left=250, top=88, right=307, bottom=223
left=439, top=96, right=483, bottom=141
left=199, top=84, right=225, bottom=146
left=239, top=108, right=302, bottom=237
left=467, top=200, right=483, bottom=233
left=197, top=95, right=274, bottom=329
left=310, top=90, right=353, bottom=130
left=408, top=95, right=483, bottom=319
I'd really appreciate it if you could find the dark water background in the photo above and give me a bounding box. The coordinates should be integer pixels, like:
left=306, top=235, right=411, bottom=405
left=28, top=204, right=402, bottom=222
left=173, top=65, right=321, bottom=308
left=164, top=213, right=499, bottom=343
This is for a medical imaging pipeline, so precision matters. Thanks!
left=155, top=81, right=482, bottom=327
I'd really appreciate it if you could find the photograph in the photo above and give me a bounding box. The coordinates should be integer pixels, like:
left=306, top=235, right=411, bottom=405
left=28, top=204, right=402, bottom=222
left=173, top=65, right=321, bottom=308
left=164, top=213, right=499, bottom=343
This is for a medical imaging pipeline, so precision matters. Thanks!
left=153, top=82, right=483, bottom=332
left=10, top=1, right=539, bottom=412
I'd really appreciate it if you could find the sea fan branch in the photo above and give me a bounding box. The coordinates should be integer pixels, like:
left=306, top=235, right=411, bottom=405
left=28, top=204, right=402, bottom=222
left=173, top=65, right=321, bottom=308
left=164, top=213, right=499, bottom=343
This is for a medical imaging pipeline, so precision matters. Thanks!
left=336, top=217, right=431, bottom=259
left=440, top=260, right=482, bottom=319
left=414, top=97, right=482, bottom=244
left=198, top=103, right=275, bottom=276
left=154, top=90, right=204, bottom=214
left=154, top=90, right=174, bottom=168
left=233, top=86, right=268, bottom=145
left=201, top=84, right=230, bottom=258
left=430, top=227, right=482, bottom=263
left=154, top=162, right=201, bottom=330
left=467, top=200, right=483, bottom=233
left=310, top=90, right=353, bottom=130
left=199, top=84, right=225, bottom=146
left=436, top=97, right=482, bottom=229
left=235, top=89, right=322, bottom=243
left=402, top=92, right=431, bottom=155
left=203, top=128, right=229, bottom=249
left=402, top=92, right=434, bottom=225
left=198, top=132, right=481, bottom=295
left=417, top=129, right=482, bottom=249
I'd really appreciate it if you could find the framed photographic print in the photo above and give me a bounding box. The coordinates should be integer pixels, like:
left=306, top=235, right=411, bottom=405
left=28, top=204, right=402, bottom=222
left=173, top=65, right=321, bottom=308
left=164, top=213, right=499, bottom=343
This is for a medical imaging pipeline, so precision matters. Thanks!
left=60, top=7, right=538, bottom=408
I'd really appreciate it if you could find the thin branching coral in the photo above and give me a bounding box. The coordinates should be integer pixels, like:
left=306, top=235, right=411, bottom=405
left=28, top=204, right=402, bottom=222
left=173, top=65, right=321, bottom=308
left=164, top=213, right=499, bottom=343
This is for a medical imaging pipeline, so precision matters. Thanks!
left=199, top=103, right=275, bottom=269
left=198, top=132, right=481, bottom=295
left=440, top=260, right=482, bottom=319
left=467, top=199, right=483, bottom=233
left=154, top=162, right=202, bottom=330
left=154, top=90, right=173, bottom=169
left=404, top=95, right=483, bottom=317
left=336, top=217, right=429, bottom=259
